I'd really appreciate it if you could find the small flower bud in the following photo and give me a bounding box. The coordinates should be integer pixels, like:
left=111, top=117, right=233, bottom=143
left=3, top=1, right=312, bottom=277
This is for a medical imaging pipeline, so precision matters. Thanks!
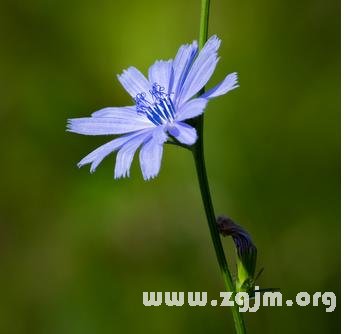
left=216, top=215, right=257, bottom=293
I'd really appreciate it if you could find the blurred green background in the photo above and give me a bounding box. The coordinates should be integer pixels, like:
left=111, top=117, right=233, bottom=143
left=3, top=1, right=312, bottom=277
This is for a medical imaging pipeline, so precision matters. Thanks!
left=0, top=0, right=340, bottom=333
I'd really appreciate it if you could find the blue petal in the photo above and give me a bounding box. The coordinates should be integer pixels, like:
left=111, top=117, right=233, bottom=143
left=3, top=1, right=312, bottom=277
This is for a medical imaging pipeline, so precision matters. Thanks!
left=177, top=35, right=221, bottom=106
left=171, top=40, right=198, bottom=99
left=114, top=131, right=152, bottom=179
left=78, top=129, right=153, bottom=173
left=168, top=122, right=197, bottom=145
left=175, top=98, right=208, bottom=121
left=91, top=106, right=136, bottom=117
left=139, top=128, right=167, bottom=180
left=67, top=113, right=153, bottom=136
left=117, top=66, right=152, bottom=100
left=152, top=125, right=168, bottom=144
left=148, top=60, right=173, bottom=92
left=91, top=105, right=152, bottom=122
left=202, top=72, right=239, bottom=99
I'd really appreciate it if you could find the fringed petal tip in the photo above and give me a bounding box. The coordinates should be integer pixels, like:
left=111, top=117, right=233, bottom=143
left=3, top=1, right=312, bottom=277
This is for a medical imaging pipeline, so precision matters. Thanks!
left=66, top=119, right=75, bottom=132
left=148, top=59, right=174, bottom=93
left=74, top=129, right=153, bottom=178
left=67, top=119, right=86, bottom=134
left=229, top=72, right=239, bottom=88
left=143, top=175, right=156, bottom=181
left=114, top=170, right=130, bottom=180
left=207, top=35, right=221, bottom=49
left=76, top=159, right=98, bottom=174
left=117, top=66, right=151, bottom=100
left=176, top=36, right=222, bottom=105
left=202, top=72, right=239, bottom=100
left=141, top=167, right=162, bottom=181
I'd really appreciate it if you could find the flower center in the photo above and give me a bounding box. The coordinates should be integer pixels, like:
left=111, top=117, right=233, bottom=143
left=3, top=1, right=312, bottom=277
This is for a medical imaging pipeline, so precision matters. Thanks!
left=135, top=83, right=175, bottom=126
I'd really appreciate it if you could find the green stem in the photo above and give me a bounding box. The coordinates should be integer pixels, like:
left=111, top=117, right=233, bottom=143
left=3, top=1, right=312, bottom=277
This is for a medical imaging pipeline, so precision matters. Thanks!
left=192, top=136, right=246, bottom=334
left=198, top=0, right=210, bottom=50
left=192, top=1, right=246, bottom=333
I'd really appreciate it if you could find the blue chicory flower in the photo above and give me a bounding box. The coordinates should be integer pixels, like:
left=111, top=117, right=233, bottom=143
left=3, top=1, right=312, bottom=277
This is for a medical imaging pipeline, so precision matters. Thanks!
left=67, top=35, right=238, bottom=180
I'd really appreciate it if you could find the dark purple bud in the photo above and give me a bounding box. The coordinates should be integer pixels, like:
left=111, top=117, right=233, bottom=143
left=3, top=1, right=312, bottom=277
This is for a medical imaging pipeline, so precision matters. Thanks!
left=216, top=215, right=257, bottom=291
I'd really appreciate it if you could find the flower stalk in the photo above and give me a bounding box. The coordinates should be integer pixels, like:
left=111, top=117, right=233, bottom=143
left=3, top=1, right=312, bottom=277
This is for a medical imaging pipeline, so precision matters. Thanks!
left=192, top=1, right=247, bottom=333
